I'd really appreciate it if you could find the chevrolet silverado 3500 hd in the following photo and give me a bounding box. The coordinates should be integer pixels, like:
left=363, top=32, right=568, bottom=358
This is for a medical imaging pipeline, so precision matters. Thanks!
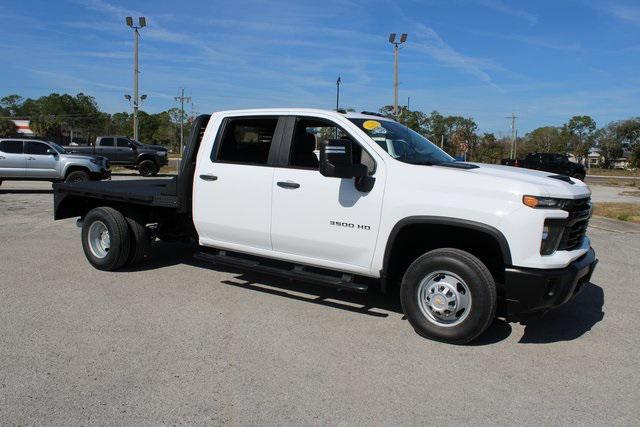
left=53, top=109, right=597, bottom=344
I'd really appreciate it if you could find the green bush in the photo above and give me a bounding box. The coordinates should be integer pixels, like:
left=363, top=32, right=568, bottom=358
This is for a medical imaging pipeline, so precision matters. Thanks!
left=0, top=118, right=17, bottom=137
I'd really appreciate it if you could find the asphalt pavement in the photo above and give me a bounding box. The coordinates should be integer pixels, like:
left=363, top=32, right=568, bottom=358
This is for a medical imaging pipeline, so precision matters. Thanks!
left=1, top=179, right=639, bottom=425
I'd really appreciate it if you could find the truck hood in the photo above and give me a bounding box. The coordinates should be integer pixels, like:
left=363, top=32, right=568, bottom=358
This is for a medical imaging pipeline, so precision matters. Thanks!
left=465, top=163, right=590, bottom=199
left=61, top=154, right=97, bottom=161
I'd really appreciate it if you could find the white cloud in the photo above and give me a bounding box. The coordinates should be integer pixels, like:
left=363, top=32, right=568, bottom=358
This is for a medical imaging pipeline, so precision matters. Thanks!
left=411, top=23, right=498, bottom=86
left=595, top=1, right=640, bottom=24
left=471, top=0, right=538, bottom=26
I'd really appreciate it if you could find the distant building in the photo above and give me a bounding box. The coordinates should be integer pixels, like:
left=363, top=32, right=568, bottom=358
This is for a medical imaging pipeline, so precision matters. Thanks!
left=576, top=148, right=631, bottom=169
left=11, top=119, right=34, bottom=135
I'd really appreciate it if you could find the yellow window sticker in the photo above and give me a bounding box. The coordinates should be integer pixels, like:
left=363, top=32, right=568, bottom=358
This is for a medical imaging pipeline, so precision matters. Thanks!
left=362, top=120, right=381, bottom=130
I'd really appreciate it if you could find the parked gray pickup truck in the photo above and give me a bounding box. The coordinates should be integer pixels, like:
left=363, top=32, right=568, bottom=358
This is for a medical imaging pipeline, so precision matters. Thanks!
left=65, top=136, right=168, bottom=176
left=0, top=138, right=110, bottom=184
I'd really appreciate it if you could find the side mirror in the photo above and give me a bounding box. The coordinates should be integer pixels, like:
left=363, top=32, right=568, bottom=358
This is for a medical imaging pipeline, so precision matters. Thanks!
left=319, top=139, right=375, bottom=192
left=46, top=148, right=57, bottom=156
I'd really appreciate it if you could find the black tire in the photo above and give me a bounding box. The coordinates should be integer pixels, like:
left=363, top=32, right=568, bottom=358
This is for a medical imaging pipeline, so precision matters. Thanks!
left=138, top=160, right=158, bottom=177
left=124, top=212, right=151, bottom=267
left=400, top=248, right=496, bottom=344
left=65, top=170, right=90, bottom=183
left=81, top=207, right=131, bottom=271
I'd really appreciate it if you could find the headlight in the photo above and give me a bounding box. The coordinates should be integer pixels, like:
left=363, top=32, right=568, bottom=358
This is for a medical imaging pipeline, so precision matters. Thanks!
left=90, top=158, right=99, bottom=165
left=523, top=195, right=568, bottom=209
left=540, top=219, right=565, bottom=255
left=158, top=151, right=167, bottom=157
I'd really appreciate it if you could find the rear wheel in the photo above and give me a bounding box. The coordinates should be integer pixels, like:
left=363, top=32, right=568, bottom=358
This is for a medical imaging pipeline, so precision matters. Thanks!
left=400, top=248, right=496, bottom=344
left=138, top=160, right=158, bottom=177
left=65, top=170, right=89, bottom=183
left=81, top=207, right=131, bottom=271
left=124, top=212, right=151, bottom=267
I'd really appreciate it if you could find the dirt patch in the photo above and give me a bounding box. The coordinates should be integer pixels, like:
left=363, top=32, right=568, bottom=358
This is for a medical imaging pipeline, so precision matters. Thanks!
left=619, top=190, right=640, bottom=198
left=593, top=202, right=640, bottom=224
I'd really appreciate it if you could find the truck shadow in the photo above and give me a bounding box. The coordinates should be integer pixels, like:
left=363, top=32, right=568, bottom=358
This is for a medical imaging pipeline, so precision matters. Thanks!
left=134, top=242, right=604, bottom=346
left=513, top=282, right=605, bottom=344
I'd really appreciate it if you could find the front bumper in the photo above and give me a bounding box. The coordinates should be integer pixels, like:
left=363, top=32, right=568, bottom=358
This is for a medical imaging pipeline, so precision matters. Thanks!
left=90, top=168, right=111, bottom=181
left=503, top=248, right=597, bottom=315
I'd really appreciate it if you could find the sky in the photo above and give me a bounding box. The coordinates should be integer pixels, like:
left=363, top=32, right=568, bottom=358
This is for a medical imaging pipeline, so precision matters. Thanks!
left=1, top=0, right=639, bottom=135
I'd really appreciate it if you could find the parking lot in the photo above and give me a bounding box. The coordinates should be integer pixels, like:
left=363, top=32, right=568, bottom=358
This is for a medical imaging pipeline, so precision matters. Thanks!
left=1, top=178, right=639, bottom=425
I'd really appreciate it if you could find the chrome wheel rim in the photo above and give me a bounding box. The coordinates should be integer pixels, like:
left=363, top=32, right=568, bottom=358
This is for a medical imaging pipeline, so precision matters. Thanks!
left=417, top=271, right=472, bottom=327
left=88, top=220, right=110, bottom=259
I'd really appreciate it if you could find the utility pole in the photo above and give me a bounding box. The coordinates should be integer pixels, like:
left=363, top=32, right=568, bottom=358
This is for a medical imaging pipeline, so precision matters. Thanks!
left=505, top=112, right=518, bottom=159
left=125, top=17, right=146, bottom=140
left=389, top=33, right=408, bottom=117
left=175, top=88, right=191, bottom=157
left=336, top=76, right=341, bottom=111
left=407, top=96, right=410, bottom=111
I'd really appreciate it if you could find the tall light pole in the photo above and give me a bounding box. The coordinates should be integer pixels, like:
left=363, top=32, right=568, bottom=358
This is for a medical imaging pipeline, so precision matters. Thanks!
left=126, top=16, right=146, bottom=140
left=389, top=33, right=407, bottom=117
left=336, top=76, right=341, bottom=111
left=174, top=88, right=191, bottom=156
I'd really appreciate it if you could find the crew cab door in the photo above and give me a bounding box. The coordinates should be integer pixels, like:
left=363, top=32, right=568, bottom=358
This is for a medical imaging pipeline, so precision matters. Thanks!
left=0, top=140, right=26, bottom=177
left=270, top=116, right=384, bottom=274
left=193, top=116, right=284, bottom=251
left=25, top=141, right=59, bottom=178
left=96, top=137, right=117, bottom=162
left=116, top=138, right=136, bottom=162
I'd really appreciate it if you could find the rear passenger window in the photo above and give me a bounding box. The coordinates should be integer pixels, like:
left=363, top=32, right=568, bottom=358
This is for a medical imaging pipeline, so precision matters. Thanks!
left=214, top=117, right=278, bottom=165
left=100, top=138, right=114, bottom=147
left=0, top=140, right=23, bottom=154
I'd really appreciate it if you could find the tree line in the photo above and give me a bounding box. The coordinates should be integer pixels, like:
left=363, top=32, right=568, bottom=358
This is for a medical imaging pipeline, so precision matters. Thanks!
left=0, top=93, right=188, bottom=152
left=379, top=105, right=640, bottom=168
left=1, top=92, right=638, bottom=167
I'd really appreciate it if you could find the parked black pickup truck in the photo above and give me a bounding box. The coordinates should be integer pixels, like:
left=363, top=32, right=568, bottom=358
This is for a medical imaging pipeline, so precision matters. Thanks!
left=65, top=136, right=168, bottom=176
left=501, top=153, right=586, bottom=181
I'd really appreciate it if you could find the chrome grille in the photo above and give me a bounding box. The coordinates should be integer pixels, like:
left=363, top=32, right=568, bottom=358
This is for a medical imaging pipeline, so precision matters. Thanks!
left=558, top=197, right=591, bottom=250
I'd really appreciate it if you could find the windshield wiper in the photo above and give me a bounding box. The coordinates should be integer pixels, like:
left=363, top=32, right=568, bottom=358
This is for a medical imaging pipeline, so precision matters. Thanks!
left=405, top=160, right=480, bottom=169
left=405, top=160, right=437, bottom=165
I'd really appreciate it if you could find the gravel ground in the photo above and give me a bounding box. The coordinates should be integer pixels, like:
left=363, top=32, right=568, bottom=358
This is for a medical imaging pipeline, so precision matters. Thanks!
left=1, top=179, right=639, bottom=425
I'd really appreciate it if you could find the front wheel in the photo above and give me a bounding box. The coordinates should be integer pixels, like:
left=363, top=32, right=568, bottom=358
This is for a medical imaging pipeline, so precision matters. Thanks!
left=65, top=170, right=89, bottom=183
left=400, top=248, right=496, bottom=344
left=138, top=160, right=158, bottom=177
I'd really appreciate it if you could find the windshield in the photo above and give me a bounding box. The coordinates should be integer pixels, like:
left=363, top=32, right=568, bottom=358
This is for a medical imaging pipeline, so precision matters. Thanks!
left=349, top=118, right=455, bottom=165
left=48, top=142, right=66, bottom=154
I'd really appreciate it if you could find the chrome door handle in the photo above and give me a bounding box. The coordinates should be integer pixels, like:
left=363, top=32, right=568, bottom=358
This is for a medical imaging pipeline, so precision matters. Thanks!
left=27, top=157, right=36, bottom=160
left=199, top=174, right=218, bottom=181
left=277, top=181, right=300, bottom=189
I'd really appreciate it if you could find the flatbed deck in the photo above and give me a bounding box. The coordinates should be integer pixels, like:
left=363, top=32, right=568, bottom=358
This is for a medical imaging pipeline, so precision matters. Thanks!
left=54, top=178, right=179, bottom=212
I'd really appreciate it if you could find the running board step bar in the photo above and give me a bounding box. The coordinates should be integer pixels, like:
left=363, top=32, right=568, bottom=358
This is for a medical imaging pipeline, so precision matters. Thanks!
left=194, top=249, right=368, bottom=293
